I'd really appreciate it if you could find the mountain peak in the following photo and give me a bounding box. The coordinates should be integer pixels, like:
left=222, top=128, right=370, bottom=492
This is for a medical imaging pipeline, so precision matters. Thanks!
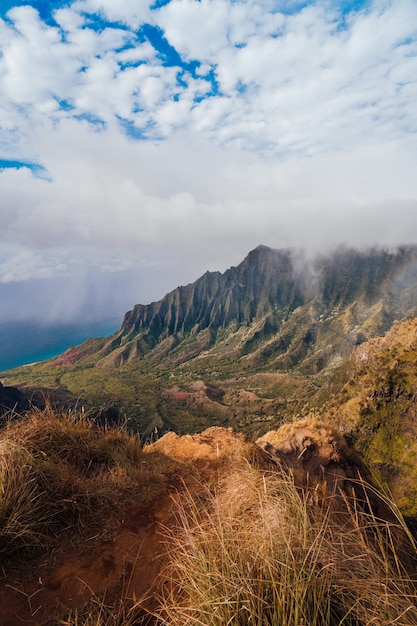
left=247, top=243, right=273, bottom=256
left=19, top=244, right=417, bottom=378
left=243, top=244, right=291, bottom=264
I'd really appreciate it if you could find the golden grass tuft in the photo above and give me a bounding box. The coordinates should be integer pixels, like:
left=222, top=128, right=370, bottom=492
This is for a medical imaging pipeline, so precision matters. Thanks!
left=157, top=463, right=417, bottom=626
left=0, top=437, right=49, bottom=555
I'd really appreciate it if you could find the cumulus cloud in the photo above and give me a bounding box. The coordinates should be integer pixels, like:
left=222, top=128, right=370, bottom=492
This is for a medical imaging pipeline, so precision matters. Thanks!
left=2, top=120, right=417, bottom=267
left=0, top=0, right=416, bottom=321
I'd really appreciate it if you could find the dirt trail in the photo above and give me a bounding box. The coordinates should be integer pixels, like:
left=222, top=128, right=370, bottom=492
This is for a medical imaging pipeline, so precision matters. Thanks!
left=0, top=427, right=251, bottom=625
left=0, top=485, right=179, bottom=625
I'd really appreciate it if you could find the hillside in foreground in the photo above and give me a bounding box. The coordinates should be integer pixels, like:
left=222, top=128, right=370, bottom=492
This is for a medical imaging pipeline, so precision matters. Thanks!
left=1, top=407, right=417, bottom=625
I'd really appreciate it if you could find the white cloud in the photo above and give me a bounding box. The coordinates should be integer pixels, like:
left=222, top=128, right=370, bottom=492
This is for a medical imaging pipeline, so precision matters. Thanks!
left=2, top=0, right=416, bottom=156
left=0, top=247, right=66, bottom=283
left=0, top=0, right=417, bottom=321
left=2, top=7, right=78, bottom=106
left=1, top=120, right=417, bottom=268
left=76, top=0, right=152, bottom=28
left=156, top=0, right=285, bottom=61
left=156, top=0, right=230, bottom=61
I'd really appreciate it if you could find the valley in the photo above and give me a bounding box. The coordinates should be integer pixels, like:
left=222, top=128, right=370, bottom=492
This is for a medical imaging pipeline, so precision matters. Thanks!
left=4, top=244, right=417, bottom=518
left=4, top=244, right=417, bottom=439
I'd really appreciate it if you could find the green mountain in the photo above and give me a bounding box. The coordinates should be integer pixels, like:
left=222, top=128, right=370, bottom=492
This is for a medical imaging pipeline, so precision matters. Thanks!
left=5, top=244, right=417, bottom=437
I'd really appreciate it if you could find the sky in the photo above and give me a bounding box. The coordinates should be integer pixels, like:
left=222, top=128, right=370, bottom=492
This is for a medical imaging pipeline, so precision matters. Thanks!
left=1, top=0, right=417, bottom=324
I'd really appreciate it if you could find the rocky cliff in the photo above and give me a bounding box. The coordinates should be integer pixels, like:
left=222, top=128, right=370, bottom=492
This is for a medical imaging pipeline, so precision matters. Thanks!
left=76, top=244, right=417, bottom=371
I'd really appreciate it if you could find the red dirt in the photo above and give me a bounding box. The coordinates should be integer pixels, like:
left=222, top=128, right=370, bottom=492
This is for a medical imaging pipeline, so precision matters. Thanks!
left=0, top=488, right=178, bottom=625
left=0, top=427, right=253, bottom=625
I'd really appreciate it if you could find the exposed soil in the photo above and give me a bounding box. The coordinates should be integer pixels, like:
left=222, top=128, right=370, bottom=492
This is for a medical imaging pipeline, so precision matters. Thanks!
left=0, top=486, right=178, bottom=625
left=0, top=427, right=253, bottom=625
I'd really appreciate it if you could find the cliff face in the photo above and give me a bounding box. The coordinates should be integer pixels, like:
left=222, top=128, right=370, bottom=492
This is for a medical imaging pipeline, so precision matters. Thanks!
left=123, top=245, right=417, bottom=330
left=122, top=246, right=304, bottom=335
left=89, top=244, right=417, bottom=370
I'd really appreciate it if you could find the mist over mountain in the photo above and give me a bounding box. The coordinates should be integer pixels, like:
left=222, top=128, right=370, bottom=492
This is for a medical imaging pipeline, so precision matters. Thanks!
left=52, top=243, right=417, bottom=373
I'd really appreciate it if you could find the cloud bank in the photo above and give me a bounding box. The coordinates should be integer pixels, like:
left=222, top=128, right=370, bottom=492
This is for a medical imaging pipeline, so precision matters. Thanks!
left=0, top=0, right=416, bottom=320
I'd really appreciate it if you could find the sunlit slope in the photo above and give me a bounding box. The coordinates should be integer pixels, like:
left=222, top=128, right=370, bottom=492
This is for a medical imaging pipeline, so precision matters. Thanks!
left=321, top=317, right=417, bottom=518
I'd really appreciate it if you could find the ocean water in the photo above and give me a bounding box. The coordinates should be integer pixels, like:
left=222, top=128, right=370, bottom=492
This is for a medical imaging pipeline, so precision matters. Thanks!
left=0, top=318, right=120, bottom=373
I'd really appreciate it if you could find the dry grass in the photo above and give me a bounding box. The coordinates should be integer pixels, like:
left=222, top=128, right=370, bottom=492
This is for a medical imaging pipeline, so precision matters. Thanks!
left=0, top=405, right=166, bottom=563
left=0, top=438, right=49, bottom=555
left=2, top=410, right=417, bottom=625
left=53, top=595, right=154, bottom=626
left=156, top=463, right=417, bottom=626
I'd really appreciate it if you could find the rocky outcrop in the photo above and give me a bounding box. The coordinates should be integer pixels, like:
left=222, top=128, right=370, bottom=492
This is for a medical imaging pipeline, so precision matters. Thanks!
left=0, top=381, right=29, bottom=418
left=257, top=419, right=372, bottom=501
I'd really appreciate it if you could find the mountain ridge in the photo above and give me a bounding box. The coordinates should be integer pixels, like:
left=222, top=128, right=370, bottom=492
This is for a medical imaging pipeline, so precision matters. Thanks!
left=62, top=243, right=417, bottom=372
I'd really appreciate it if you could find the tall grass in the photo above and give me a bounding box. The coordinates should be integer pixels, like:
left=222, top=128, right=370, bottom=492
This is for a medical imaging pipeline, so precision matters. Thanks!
left=158, top=463, right=417, bottom=626
left=55, top=595, right=154, bottom=626
left=0, top=438, right=49, bottom=554
left=0, top=405, right=165, bottom=563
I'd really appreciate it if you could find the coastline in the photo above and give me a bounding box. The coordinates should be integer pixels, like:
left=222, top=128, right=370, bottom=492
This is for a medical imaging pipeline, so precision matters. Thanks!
left=0, top=318, right=120, bottom=373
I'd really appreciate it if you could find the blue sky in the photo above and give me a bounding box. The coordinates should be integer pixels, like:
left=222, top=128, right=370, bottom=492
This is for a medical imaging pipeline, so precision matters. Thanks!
left=0, top=0, right=417, bottom=323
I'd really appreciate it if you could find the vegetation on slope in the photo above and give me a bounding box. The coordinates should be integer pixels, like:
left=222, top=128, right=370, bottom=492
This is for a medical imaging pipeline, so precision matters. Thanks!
left=322, top=317, right=417, bottom=517
left=0, top=405, right=170, bottom=565
left=159, top=464, right=417, bottom=626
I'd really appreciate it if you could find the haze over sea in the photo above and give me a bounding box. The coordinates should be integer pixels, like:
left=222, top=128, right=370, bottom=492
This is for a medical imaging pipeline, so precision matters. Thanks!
left=0, top=318, right=120, bottom=373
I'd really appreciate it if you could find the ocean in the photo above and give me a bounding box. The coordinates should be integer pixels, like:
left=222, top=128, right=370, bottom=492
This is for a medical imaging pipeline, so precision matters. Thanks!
left=0, top=318, right=121, bottom=373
